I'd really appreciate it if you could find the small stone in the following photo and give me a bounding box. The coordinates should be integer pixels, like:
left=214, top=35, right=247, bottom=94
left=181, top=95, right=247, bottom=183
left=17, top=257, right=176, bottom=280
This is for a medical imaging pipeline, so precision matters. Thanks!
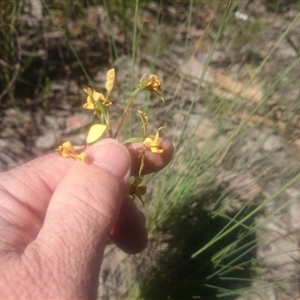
left=67, top=133, right=87, bottom=145
left=9, top=140, right=25, bottom=156
left=4, top=108, right=17, bottom=117
left=65, top=113, right=94, bottom=133
left=0, top=152, right=14, bottom=165
left=0, top=139, right=25, bottom=155
left=0, top=127, right=15, bottom=138
left=262, top=135, right=282, bottom=151
left=68, top=80, right=80, bottom=94
left=35, top=130, right=57, bottom=150
left=44, top=115, right=65, bottom=130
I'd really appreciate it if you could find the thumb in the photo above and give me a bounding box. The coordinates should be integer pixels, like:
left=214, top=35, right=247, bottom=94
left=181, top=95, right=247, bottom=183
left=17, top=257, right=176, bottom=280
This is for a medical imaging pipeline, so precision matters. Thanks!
left=28, top=139, right=131, bottom=284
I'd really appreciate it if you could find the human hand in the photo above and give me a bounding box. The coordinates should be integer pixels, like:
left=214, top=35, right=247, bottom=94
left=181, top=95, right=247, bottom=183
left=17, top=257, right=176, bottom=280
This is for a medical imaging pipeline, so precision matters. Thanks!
left=0, top=138, right=173, bottom=299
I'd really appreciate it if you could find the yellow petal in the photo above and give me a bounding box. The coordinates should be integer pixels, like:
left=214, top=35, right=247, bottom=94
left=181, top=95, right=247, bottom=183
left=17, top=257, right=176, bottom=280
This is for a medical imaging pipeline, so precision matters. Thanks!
left=75, top=152, right=87, bottom=162
left=149, top=146, right=164, bottom=154
left=83, top=89, right=112, bottom=107
left=83, top=103, right=95, bottom=109
left=57, top=141, right=87, bottom=162
left=144, top=137, right=151, bottom=143
left=105, top=68, right=115, bottom=95
left=57, top=140, right=73, bottom=157
left=150, top=75, right=161, bottom=91
left=143, top=127, right=164, bottom=154
left=86, top=124, right=107, bottom=144
left=83, top=87, right=93, bottom=96
left=93, top=91, right=106, bottom=102
left=83, top=95, right=96, bottom=110
left=102, top=99, right=112, bottom=107
left=143, top=137, right=164, bottom=154
left=92, top=91, right=112, bottom=107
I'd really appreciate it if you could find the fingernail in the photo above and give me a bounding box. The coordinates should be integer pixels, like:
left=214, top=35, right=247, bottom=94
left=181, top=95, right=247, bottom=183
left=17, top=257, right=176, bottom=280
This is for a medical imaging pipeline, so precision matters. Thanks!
left=90, top=139, right=131, bottom=181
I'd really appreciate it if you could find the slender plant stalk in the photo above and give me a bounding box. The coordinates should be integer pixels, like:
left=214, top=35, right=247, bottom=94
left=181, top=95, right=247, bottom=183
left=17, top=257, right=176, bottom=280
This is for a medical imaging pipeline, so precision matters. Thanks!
left=114, top=88, right=141, bottom=138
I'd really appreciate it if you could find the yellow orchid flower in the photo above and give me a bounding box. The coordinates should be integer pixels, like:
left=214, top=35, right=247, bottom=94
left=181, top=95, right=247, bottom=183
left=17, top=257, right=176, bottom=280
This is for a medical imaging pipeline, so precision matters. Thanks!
left=143, top=127, right=164, bottom=154
left=139, top=73, right=161, bottom=91
left=129, top=176, right=147, bottom=205
left=139, top=73, right=164, bottom=102
left=56, top=140, right=87, bottom=162
left=83, top=87, right=112, bottom=111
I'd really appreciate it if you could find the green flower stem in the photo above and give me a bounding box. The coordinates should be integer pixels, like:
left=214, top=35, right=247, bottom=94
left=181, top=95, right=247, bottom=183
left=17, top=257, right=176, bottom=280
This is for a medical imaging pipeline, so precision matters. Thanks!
left=114, top=87, right=141, bottom=138
left=95, top=110, right=113, bottom=138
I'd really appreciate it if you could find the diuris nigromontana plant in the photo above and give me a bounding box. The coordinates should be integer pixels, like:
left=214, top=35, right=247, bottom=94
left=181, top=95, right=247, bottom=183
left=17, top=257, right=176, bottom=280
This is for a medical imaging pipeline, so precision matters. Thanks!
left=56, top=69, right=166, bottom=206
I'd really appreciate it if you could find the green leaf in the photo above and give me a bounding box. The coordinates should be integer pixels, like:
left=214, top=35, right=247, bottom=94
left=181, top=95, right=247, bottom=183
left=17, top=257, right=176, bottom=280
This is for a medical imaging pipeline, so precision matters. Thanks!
left=86, top=124, right=107, bottom=144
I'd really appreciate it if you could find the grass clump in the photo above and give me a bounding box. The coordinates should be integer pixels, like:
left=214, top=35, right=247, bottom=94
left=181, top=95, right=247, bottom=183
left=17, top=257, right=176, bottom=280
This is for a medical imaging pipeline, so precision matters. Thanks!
left=2, top=0, right=300, bottom=299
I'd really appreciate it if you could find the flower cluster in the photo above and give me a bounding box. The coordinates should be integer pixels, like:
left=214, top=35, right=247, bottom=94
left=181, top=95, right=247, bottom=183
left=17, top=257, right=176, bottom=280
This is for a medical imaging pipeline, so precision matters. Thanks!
left=57, top=69, right=165, bottom=205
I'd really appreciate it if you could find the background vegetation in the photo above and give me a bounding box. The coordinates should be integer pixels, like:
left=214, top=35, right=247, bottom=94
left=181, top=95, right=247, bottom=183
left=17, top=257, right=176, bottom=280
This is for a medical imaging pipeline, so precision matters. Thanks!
left=1, top=0, right=300, bottom=299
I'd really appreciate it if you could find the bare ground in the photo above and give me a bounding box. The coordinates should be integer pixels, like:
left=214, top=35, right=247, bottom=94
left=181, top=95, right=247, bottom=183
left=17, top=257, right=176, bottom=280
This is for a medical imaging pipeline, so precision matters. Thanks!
left=1, top=0, right=300, bottom=299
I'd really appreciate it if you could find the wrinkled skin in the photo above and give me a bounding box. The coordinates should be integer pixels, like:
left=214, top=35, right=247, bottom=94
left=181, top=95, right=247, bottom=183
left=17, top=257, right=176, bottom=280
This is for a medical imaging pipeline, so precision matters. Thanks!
left=0, top=138, right=173, bottom=299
